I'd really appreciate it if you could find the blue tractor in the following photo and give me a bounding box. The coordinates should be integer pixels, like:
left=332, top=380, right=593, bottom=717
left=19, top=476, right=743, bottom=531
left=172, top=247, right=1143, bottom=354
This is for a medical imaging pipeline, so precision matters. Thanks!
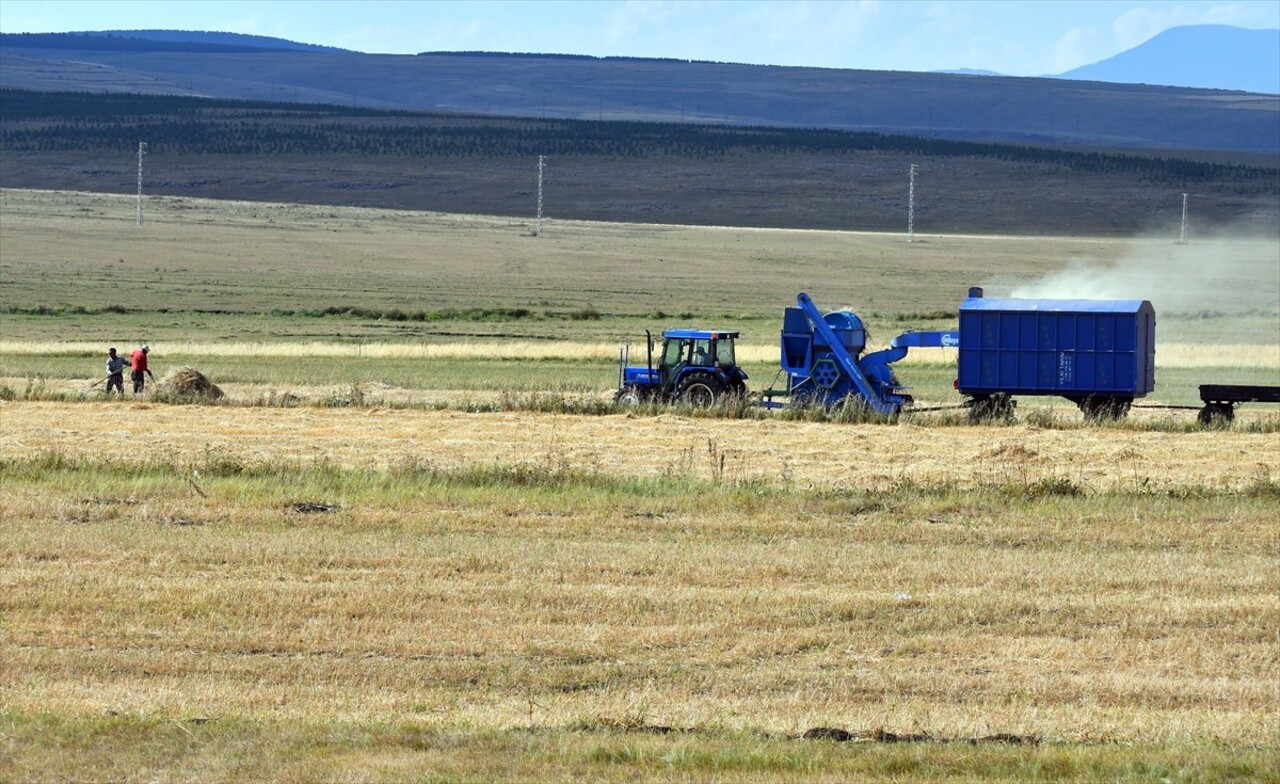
left=615, top=329, right=749, bottom=406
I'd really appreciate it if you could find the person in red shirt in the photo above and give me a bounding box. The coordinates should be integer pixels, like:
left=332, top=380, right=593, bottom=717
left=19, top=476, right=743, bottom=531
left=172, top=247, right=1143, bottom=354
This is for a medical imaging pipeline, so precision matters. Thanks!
left=130, top=344, right=155, bottom=394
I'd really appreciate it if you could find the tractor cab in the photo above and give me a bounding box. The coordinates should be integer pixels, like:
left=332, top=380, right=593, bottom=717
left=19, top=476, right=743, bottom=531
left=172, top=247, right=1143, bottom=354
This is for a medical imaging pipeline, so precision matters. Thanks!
left=616, top=329, right=748, bottom=406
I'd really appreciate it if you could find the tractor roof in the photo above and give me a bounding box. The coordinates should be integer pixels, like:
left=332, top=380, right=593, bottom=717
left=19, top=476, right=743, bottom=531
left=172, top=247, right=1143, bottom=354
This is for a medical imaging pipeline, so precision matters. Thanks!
left=662, top=329, right=739, bottom=340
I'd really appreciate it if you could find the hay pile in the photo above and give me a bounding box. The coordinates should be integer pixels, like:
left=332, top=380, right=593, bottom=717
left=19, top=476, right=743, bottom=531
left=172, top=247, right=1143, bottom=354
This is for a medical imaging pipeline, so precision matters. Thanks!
left=159, top=366, right=225, bottom=399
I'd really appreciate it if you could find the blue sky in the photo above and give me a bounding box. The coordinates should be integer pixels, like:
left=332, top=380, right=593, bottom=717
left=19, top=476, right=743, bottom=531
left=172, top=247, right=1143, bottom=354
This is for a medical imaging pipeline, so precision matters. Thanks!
left=1, top=0, right=1276, bottom=75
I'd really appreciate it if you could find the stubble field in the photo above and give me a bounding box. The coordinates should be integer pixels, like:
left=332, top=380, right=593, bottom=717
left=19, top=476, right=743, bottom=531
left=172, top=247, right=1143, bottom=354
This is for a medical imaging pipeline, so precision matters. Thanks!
left=2, top=189, right=1279, bottom=782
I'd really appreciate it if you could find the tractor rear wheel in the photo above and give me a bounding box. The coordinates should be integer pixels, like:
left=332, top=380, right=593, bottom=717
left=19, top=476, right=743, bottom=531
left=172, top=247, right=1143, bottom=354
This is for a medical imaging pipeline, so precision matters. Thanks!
left=676, top=372, right=726, bottom=407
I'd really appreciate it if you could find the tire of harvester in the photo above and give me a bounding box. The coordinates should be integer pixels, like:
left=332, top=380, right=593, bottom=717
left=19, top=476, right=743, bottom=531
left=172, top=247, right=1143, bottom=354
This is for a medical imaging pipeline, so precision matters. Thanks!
left=676, top=372, right=726, bottom=407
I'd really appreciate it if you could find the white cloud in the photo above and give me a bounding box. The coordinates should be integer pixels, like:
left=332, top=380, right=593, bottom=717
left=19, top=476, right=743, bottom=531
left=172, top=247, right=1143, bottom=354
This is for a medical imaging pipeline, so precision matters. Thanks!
left=221, top=14, right=262, bottom=36
left=1197, top=1, right=1280, bottom=26
left=725, top=1, right=885, bottom=65
left=606, top=0, right=684, bottom=41
left=1113, top=3, right=1277, bottom=49
left=1052, top=26, right=1110, bottom=72
left=596, top=0, right=885, bottom=65
left=1112, top=6, right=1194, bottom=47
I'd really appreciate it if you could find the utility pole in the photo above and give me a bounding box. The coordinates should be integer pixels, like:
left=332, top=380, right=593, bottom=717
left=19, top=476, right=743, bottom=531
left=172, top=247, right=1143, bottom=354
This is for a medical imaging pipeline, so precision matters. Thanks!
left=1178, top=193, right=1189, bottom=244
left=136, top=141, right=148, bottom=226
left=536, top=155, right=545, bottom=237
left=907, top=163, right=917, bottom=243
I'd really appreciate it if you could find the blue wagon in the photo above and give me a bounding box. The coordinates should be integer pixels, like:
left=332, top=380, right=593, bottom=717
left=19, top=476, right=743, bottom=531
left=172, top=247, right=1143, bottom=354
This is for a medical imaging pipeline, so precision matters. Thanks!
left=957, top=287, right=1156, bottom=418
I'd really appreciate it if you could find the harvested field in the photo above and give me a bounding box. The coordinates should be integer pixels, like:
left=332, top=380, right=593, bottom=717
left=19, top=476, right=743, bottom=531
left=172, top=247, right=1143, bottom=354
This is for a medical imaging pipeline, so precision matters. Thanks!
left=3, top=339, right=1278, bottom=368
left=2, top=401, right=1276, bottom=492
left=2, top=188, right=1278, bottom=781
left=3, top=398, right=1278, bottom=782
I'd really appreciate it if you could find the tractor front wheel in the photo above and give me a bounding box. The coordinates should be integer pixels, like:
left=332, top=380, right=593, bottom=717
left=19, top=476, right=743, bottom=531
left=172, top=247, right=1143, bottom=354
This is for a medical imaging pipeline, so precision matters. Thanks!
left=676, top=372, right=726, bottom=407
left=614, top=386, right=646, bottom=406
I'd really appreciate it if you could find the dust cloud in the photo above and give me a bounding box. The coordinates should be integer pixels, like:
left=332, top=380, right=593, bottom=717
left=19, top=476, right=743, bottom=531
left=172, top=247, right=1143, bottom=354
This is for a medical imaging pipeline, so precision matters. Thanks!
left=1006, top=227, right=1279, bottom=318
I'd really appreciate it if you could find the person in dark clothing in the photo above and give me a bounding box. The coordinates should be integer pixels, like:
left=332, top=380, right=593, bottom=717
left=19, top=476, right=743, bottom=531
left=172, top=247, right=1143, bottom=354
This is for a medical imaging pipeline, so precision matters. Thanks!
left=105, top=347, right=128, bottom=394
left=130, top=344, right=155, bottom=394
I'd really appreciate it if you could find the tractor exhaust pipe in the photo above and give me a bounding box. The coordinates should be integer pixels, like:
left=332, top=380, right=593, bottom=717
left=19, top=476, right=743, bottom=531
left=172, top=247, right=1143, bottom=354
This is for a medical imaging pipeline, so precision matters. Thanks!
left=646, top=330, right=654, bottom=378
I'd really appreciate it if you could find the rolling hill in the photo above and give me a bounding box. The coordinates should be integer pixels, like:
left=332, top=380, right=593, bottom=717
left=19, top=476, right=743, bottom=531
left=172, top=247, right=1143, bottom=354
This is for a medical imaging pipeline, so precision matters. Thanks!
left=2, top=88, right=1276, bottom=236
left=2, top=30, right=1277, bottom=154
left=1058, top=25, right=1279, bottom=95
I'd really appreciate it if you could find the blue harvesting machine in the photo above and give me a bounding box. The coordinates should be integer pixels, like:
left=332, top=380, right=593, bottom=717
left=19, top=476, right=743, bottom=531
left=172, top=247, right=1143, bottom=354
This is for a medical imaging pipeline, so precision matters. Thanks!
left=616, top=288, right=1158, bottom=421
left=775, top=288, right=1156, bottom=419
left=775, top=292, right=958, bottom=416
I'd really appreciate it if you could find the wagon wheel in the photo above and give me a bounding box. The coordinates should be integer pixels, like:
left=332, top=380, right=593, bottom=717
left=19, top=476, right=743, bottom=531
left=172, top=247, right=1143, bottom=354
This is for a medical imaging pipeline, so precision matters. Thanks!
left=1078, top=396, right=1132, bottom=421
left=830, top=394, right=890, bottom=423
left=1197, top=402, right=1234, bottom=427
left=968, top=393, right=1015, bottom=424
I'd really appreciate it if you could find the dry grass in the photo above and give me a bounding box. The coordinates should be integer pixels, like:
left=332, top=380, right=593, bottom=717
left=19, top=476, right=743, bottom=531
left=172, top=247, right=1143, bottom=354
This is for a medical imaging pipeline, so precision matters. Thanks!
left=2, top=187, right=1278, bottom=780
left=3, top=340, right=1276, bottom=370
left=0, top=339, right=638, bottom=362
left=5, top=187, right=1276, bottom=325
left=1, top=415, right=1277, bottom=776
left=2, top=400, right=1276, bottom=494
left=3, top=401, right=1279, bottom=781
left=6, top=493, right=1275, bottom=739
left=1150, top=342, right=1280, bottom=370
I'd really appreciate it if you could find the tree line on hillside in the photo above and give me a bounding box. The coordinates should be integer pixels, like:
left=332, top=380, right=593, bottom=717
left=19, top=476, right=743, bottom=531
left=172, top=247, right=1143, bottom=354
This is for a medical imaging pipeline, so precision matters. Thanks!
left=1, top=89, right=1275, bottom=188
left=0, top=32, right=309, bottom=54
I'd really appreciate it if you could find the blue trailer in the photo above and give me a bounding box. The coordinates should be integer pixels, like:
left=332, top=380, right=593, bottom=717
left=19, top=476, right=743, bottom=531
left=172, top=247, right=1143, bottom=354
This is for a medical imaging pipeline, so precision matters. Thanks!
left=957, top=287, right=1156, bottom=419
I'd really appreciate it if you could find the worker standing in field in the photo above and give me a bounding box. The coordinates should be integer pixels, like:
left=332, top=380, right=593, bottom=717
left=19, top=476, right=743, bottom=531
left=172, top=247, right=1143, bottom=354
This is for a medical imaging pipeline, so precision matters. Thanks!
left=130, top=344, right=154, bottom=394
left=104, top=347, right=128, bottom=395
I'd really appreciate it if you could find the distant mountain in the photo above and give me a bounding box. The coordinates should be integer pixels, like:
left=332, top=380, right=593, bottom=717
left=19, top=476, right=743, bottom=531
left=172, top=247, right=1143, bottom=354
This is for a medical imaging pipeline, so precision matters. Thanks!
left=1058, top=25, right=1279, bottom=94
left=2, top=30, right=1277, bottom=153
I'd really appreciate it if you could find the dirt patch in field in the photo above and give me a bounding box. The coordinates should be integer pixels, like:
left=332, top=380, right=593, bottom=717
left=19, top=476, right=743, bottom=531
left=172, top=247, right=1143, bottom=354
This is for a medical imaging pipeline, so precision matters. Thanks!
left=288, top=501, right=341, bottom=514
left=980, top=443, right=1040, bottom=461
left=802, top=727, right=1040, bottom=745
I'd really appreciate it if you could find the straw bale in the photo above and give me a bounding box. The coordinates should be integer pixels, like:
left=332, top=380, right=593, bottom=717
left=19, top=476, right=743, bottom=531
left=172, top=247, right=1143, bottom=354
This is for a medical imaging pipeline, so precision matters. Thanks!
left=159, top=366, right=225, bottom=399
